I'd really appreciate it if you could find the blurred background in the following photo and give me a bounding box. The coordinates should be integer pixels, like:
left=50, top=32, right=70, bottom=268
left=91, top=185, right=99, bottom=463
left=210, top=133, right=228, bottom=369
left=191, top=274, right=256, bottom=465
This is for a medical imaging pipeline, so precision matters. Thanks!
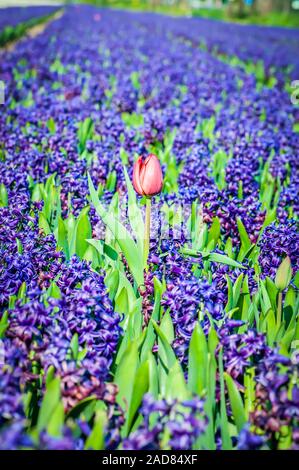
left=0, top=0, right=299, bottom=27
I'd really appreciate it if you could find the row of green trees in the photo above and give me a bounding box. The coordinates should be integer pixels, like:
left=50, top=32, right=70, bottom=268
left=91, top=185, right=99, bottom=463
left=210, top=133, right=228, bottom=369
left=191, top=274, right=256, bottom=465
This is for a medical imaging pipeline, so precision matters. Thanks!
left=65, top=0, right=297, bottom=16
left=229, top=0, right=293, bottom=16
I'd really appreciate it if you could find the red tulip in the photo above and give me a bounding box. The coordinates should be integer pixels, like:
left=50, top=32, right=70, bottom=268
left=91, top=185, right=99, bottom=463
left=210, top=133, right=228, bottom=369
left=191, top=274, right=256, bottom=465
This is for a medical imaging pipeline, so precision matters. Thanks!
left=132, top=154, right=163, bottom=197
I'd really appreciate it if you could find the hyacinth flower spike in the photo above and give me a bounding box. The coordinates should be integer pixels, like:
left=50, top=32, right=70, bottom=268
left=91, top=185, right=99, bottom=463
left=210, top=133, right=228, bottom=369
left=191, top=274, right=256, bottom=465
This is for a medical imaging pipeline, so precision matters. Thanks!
left=132, top=154, right=163, bottom=267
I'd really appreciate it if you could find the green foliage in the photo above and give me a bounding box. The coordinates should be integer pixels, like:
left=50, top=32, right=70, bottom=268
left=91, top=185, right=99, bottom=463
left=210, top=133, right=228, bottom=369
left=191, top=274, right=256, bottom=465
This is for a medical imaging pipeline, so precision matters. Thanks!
left=218, top=350, right=233, bottom=450
left=31, top=174, right=61, bottom=233
left=197, top=115, right=216, bottom=143
left=77, top=117, right=94, bottom=155
left=85, top=406, right=107, bottom=450
left=148, top=128, right=182, bottom=193
left=188, top=323, right=207, bottom=395
left=88, top=173, right=144, bottom=287
left=224, top=373, right=246, bottom=433
left=0, top=183, right=8, bottom=207
left=37, top=375, right=63, bottom=437
left=192, top=8, right=299, bottom=29
left=46, top=117, right=56, bottom=135
left=121, top=112, right=144, bottom=128
left=183, top=247, right=245, bottom=270
left=130, top=71, right=141, bottom=90
left=0, top=311, right=9, bottom=339
left=210, top=149, right=230, bottom=190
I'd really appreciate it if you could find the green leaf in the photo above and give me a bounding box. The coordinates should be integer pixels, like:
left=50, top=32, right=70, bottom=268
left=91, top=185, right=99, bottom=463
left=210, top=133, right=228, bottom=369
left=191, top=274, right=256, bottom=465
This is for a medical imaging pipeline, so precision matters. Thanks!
left=280, top=327, right=296, bottom=351
left=65, top=212, right=76, bottom=241
left=200, top=115, right=216, bottom=141
left=294, top=271, right=299, bottom=289
left=120, top=147, right=129, bottom=165
left=184, top=248, right=245, bottom=270
left=207, top=217, right=221, bottom=248
left=240, top=276, right=251, bottom=323
left=211, top=150, right=229, bottom=190
left=114, top=340, right=139, bottom=410
left=197, top=326, right=218, bottom=450
left=75, top=209, right=92, bottom=258
left=224, top=373, right=246, bottom=433
left=44, top=174, right=61, bottom=228
left=118, top=271, right=138, bottom=314
left=237, top=217, right=251, bottom=252
left=45, top=365, right=55, bottom=387
left=47, top=402, right=64, bottom=437
left=115, top=286, right=129, bottom=315
left=166, top=361, right=189, bottom=401
left=122, top=112, right=144, bottom=129
left=66, top=396, right=96, bottom=420
left=265, top=277, right=278, bottom=310
left=151, top=320, right=176, bottom=369
left=160, top=311, right=174, bottom=343
left=207, top=252, right=245, bottom=269
left=148, top=351, right=159, bottom=399
left=219, top=350, right=232, bottom=450
left=86, top=238, right=118, bottom=263
left=82, top=244, right=99, bottom=268
left=88, top=174, right=144, bottom=287
left=105, top=268, right=119, bottom=301
left=46, top=117, right=56, bottom=135
left=38, top=212, right=51, bottom=235
left=16, top=238, right=23, bottom=255
left=0, top=311, right=9, bottom=338
left=261, top=207, right=277, bottom=232
left=102, top=241, right=119, bottom=261
left=204, top=353, right=217, bottom=450
left=57, top=217, right=69, bottom=259
left=106, top=170, right=117, bottom=192
left=46, top=281, right=61, bottom=300
left=225, top=275, right=233, bottom=312
left=130, top=71, right=141, bottom=90
left=266, top=309, right=276, bottom=346
left=0, top=183, right=8, bottom=207
left=31, top=182, right=42, bottom=202
left=123, top=165, right=144, bottom=251
left=260, top=280, right=272, bottom=315
left=238, top=180, right=243, bottom=199
left=284, top=285, right=296, bottom=311
left=208, top=326, right=219, bottom=355
left=85, top=407, right=107, bottom=450
left=125, top=360, right=149, bottom=435
left=17, top=282, right=26, bottom=301
left=141, top=277, right=165, bottom=361
left=77, top=117, right=94, bottom=154
left=232, top=273, right=244, bottom=308
left=37, top=377, right=61, bottom=432
left=224, top=237, right=233, bottom=258
left=70, top=333, right=79, bottom=361
left=116, top=302, right=143, bottom=364
left=188, top=323, right=207, bottom=395
left=68, top=207, right=91, bottom=258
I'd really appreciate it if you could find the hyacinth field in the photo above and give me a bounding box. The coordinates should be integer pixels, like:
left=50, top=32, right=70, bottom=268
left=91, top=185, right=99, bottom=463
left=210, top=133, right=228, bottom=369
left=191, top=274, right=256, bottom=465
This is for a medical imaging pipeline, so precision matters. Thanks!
left=0, top=4, right=299, bottom=451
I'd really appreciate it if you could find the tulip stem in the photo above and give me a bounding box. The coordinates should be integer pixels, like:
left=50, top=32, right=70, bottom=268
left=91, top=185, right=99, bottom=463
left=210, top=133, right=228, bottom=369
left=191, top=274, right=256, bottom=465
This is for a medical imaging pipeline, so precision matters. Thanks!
left=277, top=291, right=283, bottom=328
left=144, top=197, right=151, bottom=268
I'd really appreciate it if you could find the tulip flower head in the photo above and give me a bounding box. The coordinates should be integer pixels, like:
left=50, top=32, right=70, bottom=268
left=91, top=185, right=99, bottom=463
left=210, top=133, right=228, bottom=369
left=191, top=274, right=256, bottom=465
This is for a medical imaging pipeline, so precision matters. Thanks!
left=133, top=154, right=163, bottom=197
